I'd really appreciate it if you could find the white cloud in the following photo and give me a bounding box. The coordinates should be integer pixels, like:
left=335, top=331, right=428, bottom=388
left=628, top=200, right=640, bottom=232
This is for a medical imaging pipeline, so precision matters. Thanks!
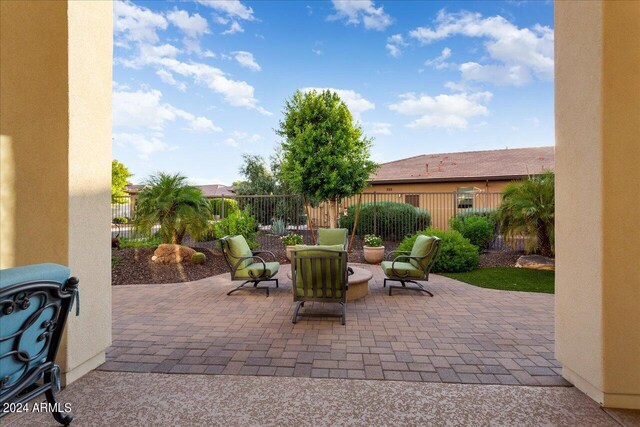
left=409, top=10, right=553, bottom=85
left=113, top=88, right=221, bottom=133
left=113, top=132, right=175, bottom=160
left=114, top=0, right=167, bottom=44
left=302, top=87, right=375, bottom=119
left=389, top=91, right=492, bottom=129
left=120, top=44, right=270, bottom=115
left=386, top=34, right=407, bottom=57
left=232, top=51, right=261, bottom=71
left=222, top=21, right=244, bottom=35
left=425, top=47, right=453, bottom=70
left=527, top=116, right=540, bottom=127
left=329, top=0, right=393, bottom=31
left=196, top=0, right=255, bottom=21
left=166, top=9, right=209, bottom=38
left=312, top=48, right=323, bottom=56
left=156, top=69, right=187, bottom=91
left=369, top=122, right=392, bottom=135
left=223, top=138, right=240, bottom=147
left=222, top=131, right=262, bottom=149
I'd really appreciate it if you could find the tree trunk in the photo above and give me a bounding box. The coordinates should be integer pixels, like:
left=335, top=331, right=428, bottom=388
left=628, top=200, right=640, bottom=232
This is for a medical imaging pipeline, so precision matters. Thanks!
left=327, top=198, right=338, bottom=228
left=536, top=219, right=553, bottom=257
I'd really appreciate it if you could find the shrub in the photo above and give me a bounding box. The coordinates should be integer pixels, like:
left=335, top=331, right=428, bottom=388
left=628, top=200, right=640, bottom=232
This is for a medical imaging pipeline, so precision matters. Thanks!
left=340, top=202, right=431, bottom=241
left=270, top=219, right=287, bottom=236
left=207, top=198, right=240, bottom=217
left=363, top=234, right=382, bottom=247
left=281, top=233, right=303, bottom=246
left=456, top=208, right=497, bottom=221
left=450, top=215, right=495, bottom=251
left=214, top=210, right=258, bottom=249
left=397, top=228, right=479, bottom=273
left=191, top=252, right=206, bottom=265
left=113, top=216, right=129, bottom=224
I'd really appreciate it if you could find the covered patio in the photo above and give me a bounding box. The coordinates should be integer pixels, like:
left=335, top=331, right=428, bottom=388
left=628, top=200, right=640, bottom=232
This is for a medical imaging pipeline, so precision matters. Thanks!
left=101, top=265, right=565, bottom=386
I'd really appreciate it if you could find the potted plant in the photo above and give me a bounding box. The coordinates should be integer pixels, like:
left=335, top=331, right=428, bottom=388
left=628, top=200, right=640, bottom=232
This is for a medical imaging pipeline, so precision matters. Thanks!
left=281, top=233, right=303, bottom=261
left=363, top=234, right=384, bottom=264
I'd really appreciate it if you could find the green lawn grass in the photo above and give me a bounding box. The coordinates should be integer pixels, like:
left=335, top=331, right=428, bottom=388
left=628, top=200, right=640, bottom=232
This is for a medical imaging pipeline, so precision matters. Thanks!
left=442, top=267, right=555, bottom=294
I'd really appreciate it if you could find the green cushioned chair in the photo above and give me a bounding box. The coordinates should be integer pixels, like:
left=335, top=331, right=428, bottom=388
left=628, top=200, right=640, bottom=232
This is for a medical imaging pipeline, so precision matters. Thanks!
left=381, top=235, right=441, bottom=296
left=219, top=235, right=280, bottom=297
left=317, top=228, right=348, bottom=250
left=291, top=245, right=348, bottom=325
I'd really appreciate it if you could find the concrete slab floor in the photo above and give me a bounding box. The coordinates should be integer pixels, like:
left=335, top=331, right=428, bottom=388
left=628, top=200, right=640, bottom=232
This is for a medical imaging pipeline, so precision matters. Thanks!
left=3, top=371, right=637, bottom=426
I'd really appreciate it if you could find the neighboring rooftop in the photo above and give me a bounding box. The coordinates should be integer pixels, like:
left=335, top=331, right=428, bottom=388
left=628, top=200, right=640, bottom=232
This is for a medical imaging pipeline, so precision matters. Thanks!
left=126, top=184, right=235, bottom=197
left=370, top=146, right=555, bottom=184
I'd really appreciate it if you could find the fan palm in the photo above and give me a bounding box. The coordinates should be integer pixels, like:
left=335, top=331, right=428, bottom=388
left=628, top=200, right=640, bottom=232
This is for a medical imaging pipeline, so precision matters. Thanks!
left=498, top=171, right=555, bottom=257
left=133, top=173, right=210, bottom=245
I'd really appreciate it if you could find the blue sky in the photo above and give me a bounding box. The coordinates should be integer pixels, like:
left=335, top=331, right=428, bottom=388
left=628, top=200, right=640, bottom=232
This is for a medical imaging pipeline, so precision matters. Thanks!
left=113, top=0, right=554, bottom=185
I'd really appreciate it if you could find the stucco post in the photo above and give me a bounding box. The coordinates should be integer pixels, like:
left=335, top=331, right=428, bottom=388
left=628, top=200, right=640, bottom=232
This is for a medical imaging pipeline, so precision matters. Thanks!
left=555, top=0, right=640, bottom=409
left=0, top=0, right=113, bottom=385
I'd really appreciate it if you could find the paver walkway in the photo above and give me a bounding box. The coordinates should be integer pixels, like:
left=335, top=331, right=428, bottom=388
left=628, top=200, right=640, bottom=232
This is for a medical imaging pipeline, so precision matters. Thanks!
left=101, top=264, right=567, bottom=386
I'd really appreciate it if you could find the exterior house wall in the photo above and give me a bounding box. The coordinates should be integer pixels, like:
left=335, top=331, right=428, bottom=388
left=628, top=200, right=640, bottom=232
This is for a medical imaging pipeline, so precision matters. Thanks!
left=308, top=180, right=513, bottom=230
left=556, top=0, right=640, bottom=409
left=0, top=0, right=112, bottom=385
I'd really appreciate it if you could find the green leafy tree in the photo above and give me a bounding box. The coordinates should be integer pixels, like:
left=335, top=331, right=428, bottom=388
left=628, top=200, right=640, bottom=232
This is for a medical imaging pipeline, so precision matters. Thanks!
left=133, top=173, right=210, bottom=245
left=233, top=154, right=277, bottom=195
left=277, top=89, right=378, bottom=228
left=498, top=171, right=555, bottom=257
left=112, top=159, right=132, bottom=202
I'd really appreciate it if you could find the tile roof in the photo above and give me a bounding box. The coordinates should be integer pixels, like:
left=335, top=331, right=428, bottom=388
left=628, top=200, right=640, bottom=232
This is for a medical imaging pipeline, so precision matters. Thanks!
left=370, top=146, right=554, bottom=184
left=126, top=184, right=235, bottom=197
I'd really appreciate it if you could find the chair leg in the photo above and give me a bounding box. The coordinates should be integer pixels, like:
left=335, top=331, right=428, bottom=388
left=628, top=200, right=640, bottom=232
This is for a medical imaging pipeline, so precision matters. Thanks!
left=341, top=302, right=346, bottom=325
left=292, top=301, right=304, bottom=324
left=45, top=388, right=73, bottom=426
left=275, top=279, right=279, bottom=288
left=387, top=279, right=434, bottom=297
left=227, top=280, right=270, bottom=297
left=383, top=278, right=387, bottom=288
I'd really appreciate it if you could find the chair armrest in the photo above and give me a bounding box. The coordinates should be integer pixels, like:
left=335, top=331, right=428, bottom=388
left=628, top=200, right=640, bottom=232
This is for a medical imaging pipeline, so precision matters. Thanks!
left=389, top=255, right=426, bottom=277
left=252, top=250, right=276, bottom=261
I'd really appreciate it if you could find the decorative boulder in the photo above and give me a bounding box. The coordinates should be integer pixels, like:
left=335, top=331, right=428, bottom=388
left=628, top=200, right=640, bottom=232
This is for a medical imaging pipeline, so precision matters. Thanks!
left=152, top=244, right=196, bottom=264
left=515, top=255, right=555, bottom=271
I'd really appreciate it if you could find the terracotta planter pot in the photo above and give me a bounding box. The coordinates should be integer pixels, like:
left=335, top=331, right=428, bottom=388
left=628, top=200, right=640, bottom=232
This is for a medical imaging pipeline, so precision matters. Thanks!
left=285, top=245, right=295, bottom=261
left=363, top=245, right=385, bottom=264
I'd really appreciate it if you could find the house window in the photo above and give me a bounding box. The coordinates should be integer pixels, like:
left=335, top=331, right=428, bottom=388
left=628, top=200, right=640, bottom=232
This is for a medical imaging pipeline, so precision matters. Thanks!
left=457, top=187, right=474, bottom=209
left=405, top=194, right=419, bottom=207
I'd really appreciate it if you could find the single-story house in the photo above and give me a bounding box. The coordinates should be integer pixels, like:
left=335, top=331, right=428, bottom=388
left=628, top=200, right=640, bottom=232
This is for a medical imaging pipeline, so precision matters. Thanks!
left=313, top=146, right=555, bottom=229
left=125, top=183, right=235, bottom=198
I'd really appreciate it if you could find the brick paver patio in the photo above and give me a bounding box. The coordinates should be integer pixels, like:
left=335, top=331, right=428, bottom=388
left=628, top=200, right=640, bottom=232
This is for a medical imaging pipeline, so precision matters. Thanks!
left=101, top=264, right=567, bottom=386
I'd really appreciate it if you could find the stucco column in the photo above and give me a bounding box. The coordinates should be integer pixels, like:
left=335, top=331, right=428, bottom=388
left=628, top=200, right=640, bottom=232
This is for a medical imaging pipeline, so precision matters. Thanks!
left=0, top=1, right=112, bottom=384
left=555, top=1, right=640, bottom=409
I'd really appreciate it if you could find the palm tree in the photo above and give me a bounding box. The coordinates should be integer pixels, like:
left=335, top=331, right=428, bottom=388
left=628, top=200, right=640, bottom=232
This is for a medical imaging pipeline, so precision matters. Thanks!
left=498, top=171, right=555, bottom=257
left=133, top=173, right=210, bottom=245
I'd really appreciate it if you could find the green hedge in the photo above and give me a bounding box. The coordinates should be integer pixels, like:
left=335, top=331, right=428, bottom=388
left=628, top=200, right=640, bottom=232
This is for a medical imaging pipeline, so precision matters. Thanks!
left=397, top=228, right=479, bottom=273
left=207, top=198, right=239, bottom=217
left=450, top=215, right=495, bottom=251
left=214, top=210, right=258, bottom=249
left=340, top=202, right=431, bottom=241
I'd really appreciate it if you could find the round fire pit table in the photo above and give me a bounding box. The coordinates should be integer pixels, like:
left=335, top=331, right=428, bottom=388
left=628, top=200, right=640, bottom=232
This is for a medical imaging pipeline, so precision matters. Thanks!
left=287, top=265, right=373, bottom=301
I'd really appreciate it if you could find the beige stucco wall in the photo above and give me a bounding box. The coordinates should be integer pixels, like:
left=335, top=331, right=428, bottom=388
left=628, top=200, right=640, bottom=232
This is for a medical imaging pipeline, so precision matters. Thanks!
left=309, top=180, right=511, bottom=230
left=600, top=0, right=640, bottom=407
left=0, top=1, right=112, bottom=384
left=555, top=0, right=640, bottom=409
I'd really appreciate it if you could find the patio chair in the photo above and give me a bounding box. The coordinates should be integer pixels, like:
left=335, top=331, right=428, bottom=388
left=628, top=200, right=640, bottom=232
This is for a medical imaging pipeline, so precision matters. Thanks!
left=317, top=228, right=348, bottom=250
left=0, top=263, right=80, bottom=425
left=219, top=235, right=280, bottom=297
left=291, top=246, right=349, bottom=325
left=381, top=235, right=441, bottom=296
